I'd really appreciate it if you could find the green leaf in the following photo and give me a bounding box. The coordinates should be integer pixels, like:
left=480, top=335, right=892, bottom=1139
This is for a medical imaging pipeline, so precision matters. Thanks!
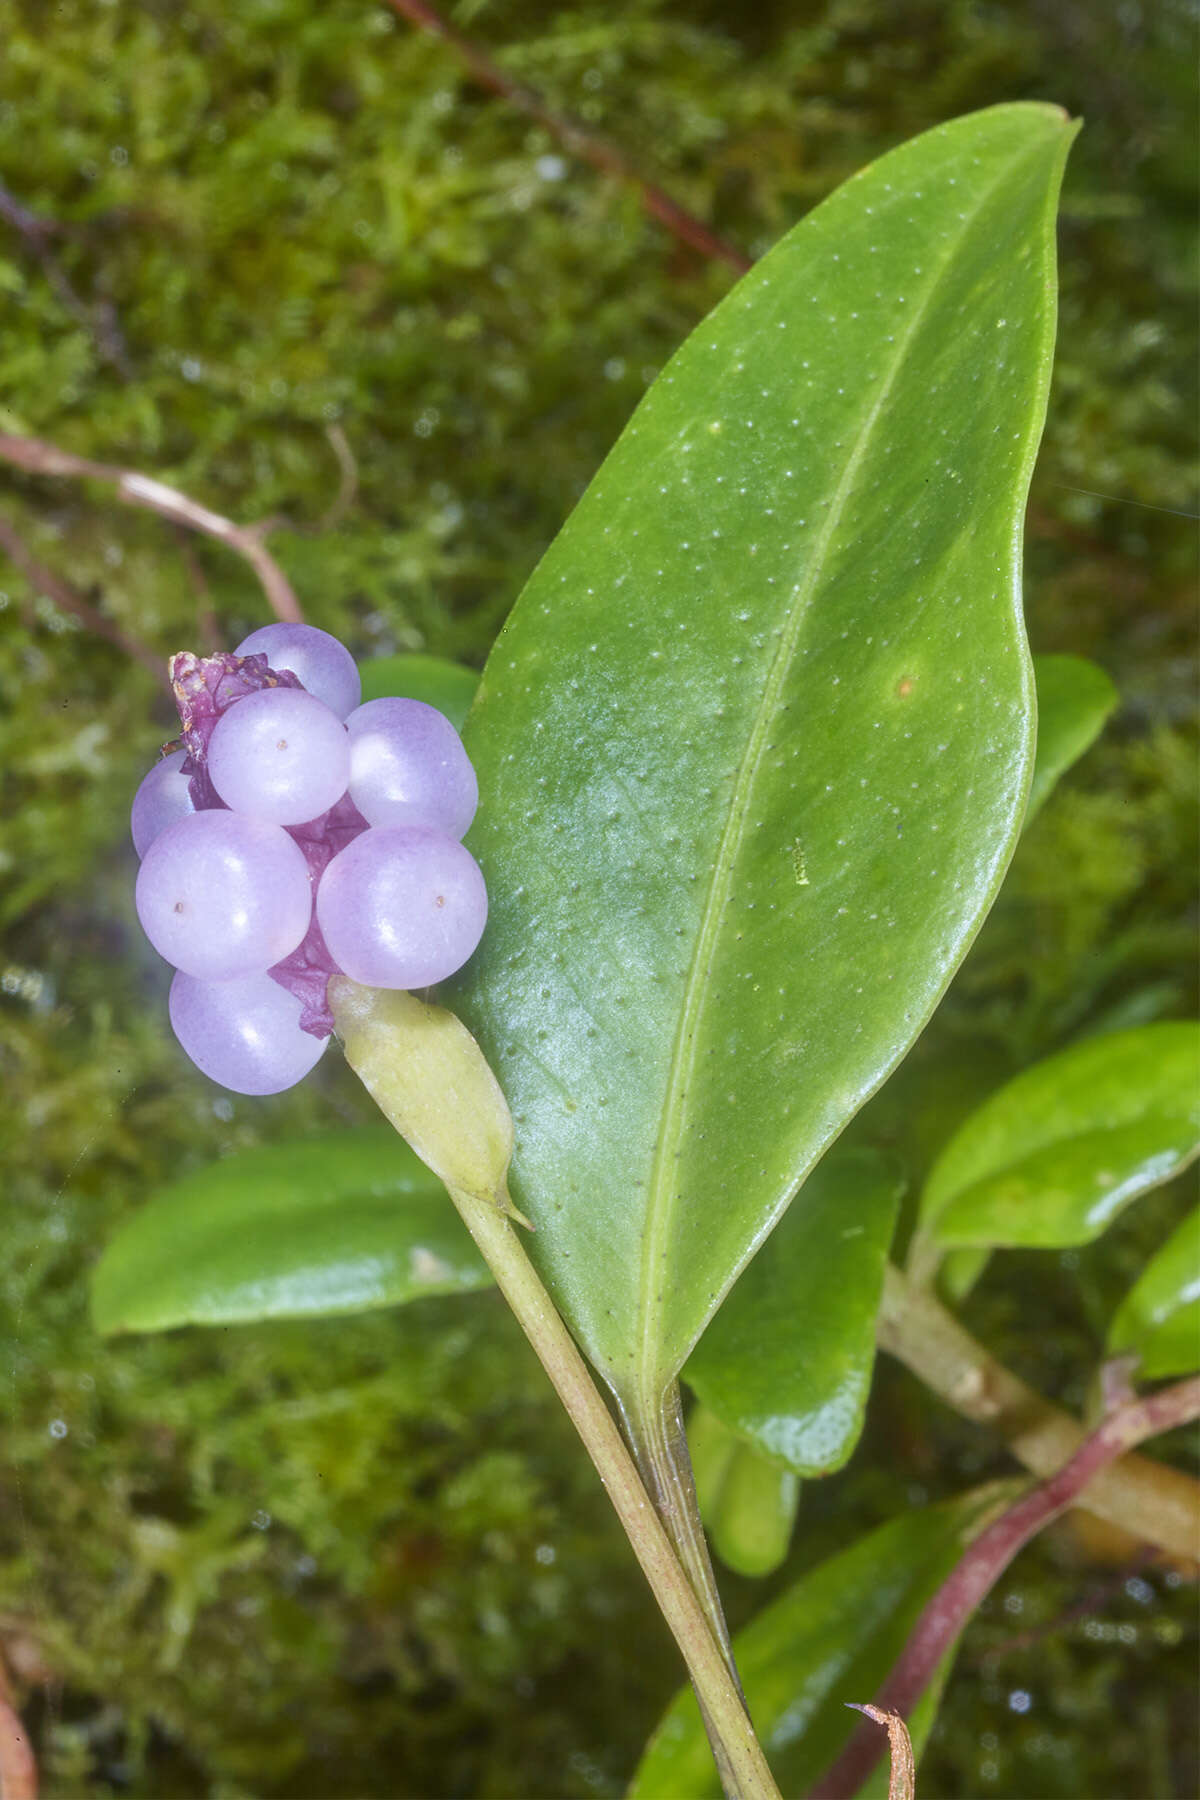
left=1026, top=653, right=1118, bottom=821
left=1109, top=1205, right=1200, bottom=1377
left=689, top=1402, right=801, bottom=1578
left=628, top=1486, right=1013, bottom=1798
left=685, top=1150, right=902, bottom=1474
left=357, top=651, right=479, bottom=728
left=91, top=1128, right=491, bottom=1334
left=454, top=104, right=1075, bottom=1423
left=920, top=1022, right=1200, bottom=1251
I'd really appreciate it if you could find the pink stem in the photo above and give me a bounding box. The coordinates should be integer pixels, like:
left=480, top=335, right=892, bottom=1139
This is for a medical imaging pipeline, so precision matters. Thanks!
left=0, top=434, right=303, bottom=625
left=0, top=514, right=164, bottom=677
left=809, top=1375, right=1200, bottom=1800
left=382, top=0, right=751, bottom=273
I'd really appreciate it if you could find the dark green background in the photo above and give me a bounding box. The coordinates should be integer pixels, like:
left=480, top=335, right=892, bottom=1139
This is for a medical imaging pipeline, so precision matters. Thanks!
left=1, top=2, right=1195, bottom=1794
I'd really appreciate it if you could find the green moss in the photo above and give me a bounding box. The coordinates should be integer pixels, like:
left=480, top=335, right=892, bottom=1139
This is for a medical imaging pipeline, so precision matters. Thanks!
left=1, top=1, right=1195, bottom=1794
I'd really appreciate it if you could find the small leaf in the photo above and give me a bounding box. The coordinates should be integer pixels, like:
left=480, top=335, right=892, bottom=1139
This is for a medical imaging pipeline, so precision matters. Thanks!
left=1026, top=653, right=1118, bottom=821
left=628, top=1487, right=1013, bottom=1798
left=330, top=980, right=527, bottom=1223
left=357, top=651, right=479, bottom=727
left=685, top=1150, right=902, bottom=1474
left=1108, top=1205, right=1200, bottom=1378
left=91, top=1128, right=490, bottom=1335
left=919, top=1022, right=1200, bottom=1251
left=689, top=1402, right=801, bottom=1578
left=453, top=105, right=1077, bottom=1429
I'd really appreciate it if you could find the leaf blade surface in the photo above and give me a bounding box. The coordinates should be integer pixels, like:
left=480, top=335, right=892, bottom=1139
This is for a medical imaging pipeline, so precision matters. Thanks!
left=91, top=1128, right=489, bottom=1334
left=454, top=105, right=1075, bottom=1408
left=921, top=1022, right=1200, bottom=1250
left=1026, top=652, right=1118, bottom=820
left=1108, top=1204, right=1200, bottom=1378
left=357, top=652, right=479, bottom=727
left=685, top=1150, right=901, bottom=1474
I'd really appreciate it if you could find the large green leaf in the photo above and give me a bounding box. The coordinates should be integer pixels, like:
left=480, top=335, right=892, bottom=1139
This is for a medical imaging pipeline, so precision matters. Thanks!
left=685, top=1150, right=902, bottom=1474
left=357, top=651, right=479, bottom=727
left=1108, top=1205, right=1200, bottom=1378
left=452, top=105, right=1074, bottom=1421
left=91, top=1129, right=490, bottom=1334
left=629, top=1487, right=1012, bottom=1798
left=918, top=1022, right=1200, bottom=1252
left=688, top=1402, right=801, bottom=1578
left=1026, top=653, right=1118, bottom=821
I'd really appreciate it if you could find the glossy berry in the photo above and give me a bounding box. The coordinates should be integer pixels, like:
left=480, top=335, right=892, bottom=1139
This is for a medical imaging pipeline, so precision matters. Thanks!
left=208, top=686, right=350, bottom=825
left=234, top=622, right=361, bottom=719
left=316, top=825, right=487, bottom=990
left=131, top=748, right=195, bottom=857
left=136, top=633, right=488, bottom=1093
left=135, top=810, right=312, bottom=980
left=169, top=970, right=328, bottom=1095
left=346, top=696, right=478, bottom=837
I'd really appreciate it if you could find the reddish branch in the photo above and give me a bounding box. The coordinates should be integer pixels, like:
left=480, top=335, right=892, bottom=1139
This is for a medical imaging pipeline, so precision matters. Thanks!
left=0, top=515, right=163, bottom=677
left=0, top=179, right=131, bottom=377
left=175, top=535, right=222, bottom=654
left=878, top=1265, right=1200, bottom=1562
left=0, top=1698, right=34, bottom=1800
left=0, top=183, right=60, bottom=243
left=808, top=1374, right=1200, bottom=1800
left=313, top=425, right=359, bottom=533
left=0, top=1656, right=36, bottom=1800
left=382, top=0, right=751, bottom=274
left=0, top=435, right=303, bottom=625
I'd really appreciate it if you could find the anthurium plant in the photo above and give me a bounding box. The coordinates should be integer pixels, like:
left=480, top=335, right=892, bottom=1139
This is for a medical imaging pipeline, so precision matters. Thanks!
left=95, top=104, right=1200, bottom=1799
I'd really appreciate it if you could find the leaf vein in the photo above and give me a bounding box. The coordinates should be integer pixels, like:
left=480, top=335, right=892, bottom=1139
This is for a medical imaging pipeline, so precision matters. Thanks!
left=634, top=140, right=1043, bottom=1396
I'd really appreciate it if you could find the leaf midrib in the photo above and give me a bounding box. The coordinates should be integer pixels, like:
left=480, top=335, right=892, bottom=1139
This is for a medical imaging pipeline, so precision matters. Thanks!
left=634, top=138, right=1045, bottom=1399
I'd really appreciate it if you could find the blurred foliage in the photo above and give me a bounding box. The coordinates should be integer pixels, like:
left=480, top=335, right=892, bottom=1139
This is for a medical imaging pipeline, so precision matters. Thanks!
left=0, top=0, right=1195, bottom=1794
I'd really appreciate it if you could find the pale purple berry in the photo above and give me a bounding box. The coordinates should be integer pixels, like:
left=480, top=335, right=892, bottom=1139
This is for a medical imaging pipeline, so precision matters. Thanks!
left=316, top=825, right=487, bottom=989
left=131, top=749, right=195, bottom=857
left=234, top=622, right=361, bottom=719
left=135, top=810, right=312, bottom=980
left=345, top=697, right=478, bottom=837
left=169, top=971, right=328, bottom=1095
left=208, top=687, right=350, bottom=825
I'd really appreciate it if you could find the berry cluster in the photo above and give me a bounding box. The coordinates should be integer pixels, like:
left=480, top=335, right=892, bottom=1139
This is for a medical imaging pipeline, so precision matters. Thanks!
left=131, top=624, right=487, bottom=1096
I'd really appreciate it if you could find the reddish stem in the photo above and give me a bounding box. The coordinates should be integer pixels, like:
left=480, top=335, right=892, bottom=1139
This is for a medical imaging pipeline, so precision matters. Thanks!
left=808, top=1375, right=1200, bottom=1800
left=0, top=1656, right=36, bottom=1800
left=0, top=179, right=131, bottom=377
left=0, top=514, right=164, bottom=677
left=0, top=434, right=303, bottom=625
left=382, top=0, right=751, bottom=274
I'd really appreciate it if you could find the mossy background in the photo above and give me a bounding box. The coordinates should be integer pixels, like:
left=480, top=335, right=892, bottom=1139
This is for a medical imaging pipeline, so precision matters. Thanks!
left=0, top=1, right=1195, bottom=1795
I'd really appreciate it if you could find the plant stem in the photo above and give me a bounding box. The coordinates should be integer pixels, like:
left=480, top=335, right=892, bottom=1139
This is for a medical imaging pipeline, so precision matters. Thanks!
left=0, top=1650, right=36, bottom=1800
left=0, top=176, right=132, bottom=377
left=622, top=1379, right=740, bottom=1678
left=382, top=0, right=751, bottom=273
left=810, top=1374, right=1200, bottom=1800
left=878, top=1264, right=1200, bottom=1563
left=332, top=983, right=774, bottom=1792
left=446, top=1182, right=781, bottom=1800
left=0, top=514, right=163, bottom=676
left=0, top=432, right=303, bottom=624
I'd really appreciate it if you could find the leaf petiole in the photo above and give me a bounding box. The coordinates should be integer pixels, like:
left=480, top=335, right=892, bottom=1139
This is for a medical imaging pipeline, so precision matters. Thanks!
left=447, top=1182, right=782, bottom=1800
left=332, top=980, right=781, bottom=1799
